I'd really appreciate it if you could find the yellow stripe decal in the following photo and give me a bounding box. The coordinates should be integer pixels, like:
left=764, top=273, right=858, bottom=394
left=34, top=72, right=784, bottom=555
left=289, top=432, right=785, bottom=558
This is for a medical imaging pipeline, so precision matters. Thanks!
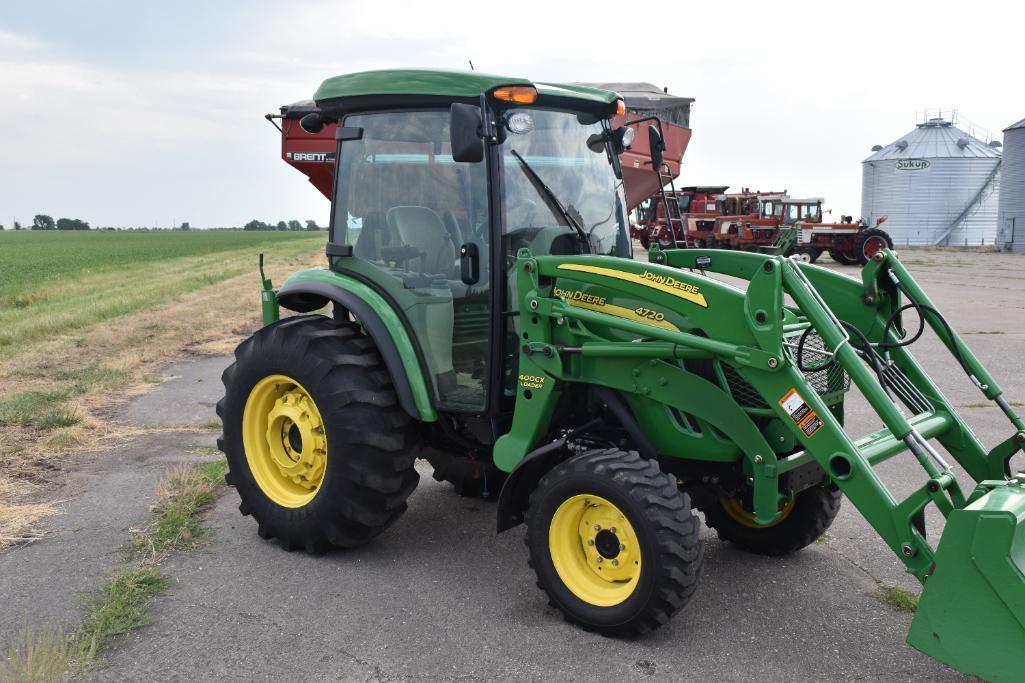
left=563, top=299, right=681, bottom=332
left=557, top=264, right=709, bottom=308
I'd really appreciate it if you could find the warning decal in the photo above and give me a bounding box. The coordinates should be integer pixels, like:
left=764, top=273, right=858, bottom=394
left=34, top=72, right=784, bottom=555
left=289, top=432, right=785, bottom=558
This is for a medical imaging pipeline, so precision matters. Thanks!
left=779, top=388, right=824, bottom=438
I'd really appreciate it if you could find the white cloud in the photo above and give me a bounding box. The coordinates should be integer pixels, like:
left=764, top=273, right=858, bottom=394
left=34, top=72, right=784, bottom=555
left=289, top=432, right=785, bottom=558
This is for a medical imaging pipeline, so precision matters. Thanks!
left=0, top=0, right=1021, bottom=227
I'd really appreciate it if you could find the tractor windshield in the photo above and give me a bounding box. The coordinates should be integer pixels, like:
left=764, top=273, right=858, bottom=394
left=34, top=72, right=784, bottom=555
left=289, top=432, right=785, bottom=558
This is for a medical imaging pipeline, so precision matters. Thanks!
left=500, top=108, right=631, bottom=258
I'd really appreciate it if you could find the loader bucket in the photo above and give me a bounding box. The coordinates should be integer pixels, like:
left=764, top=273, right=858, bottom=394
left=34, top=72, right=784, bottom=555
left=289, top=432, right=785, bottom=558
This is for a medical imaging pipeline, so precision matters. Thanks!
left=907, top=478, right=1025, bottom=681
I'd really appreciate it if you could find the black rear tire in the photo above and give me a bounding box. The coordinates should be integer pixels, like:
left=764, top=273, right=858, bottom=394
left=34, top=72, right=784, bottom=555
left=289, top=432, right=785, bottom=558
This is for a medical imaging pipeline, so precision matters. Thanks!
left=702, top=485, right=841, bottom=556
left=217, top=315, right=419, bottom=552
left=855, top=228, right=893, bottom=265
left=526, top=449, right=703, bottom=637
left=828, top=248, right=859, bottom=265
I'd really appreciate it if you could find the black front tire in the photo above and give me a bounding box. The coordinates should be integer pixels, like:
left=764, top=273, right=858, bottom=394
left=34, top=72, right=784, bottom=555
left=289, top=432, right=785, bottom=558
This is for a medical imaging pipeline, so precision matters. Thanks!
left=795, top=247, right=822, bottom=263
left=526, top=449, right=703, bottom=637
left=217, top=315, right=419, bottom=552
left=702, top=485, right=841, bottom=556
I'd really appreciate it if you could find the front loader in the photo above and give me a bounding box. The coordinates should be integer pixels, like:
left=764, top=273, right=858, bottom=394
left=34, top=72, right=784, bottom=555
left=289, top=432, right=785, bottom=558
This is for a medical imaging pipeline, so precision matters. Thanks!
left=218, top=69, right=1025, bottom=680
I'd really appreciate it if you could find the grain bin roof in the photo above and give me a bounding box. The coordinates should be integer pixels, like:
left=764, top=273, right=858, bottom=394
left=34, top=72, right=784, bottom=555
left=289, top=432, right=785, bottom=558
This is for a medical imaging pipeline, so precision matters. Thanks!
left=863, top=118, right=1001, bottom=162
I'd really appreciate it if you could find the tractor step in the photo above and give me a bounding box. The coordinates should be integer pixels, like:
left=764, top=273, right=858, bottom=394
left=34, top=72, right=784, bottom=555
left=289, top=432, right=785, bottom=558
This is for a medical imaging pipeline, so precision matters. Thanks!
left=907, top=476, right=1025, bottom=681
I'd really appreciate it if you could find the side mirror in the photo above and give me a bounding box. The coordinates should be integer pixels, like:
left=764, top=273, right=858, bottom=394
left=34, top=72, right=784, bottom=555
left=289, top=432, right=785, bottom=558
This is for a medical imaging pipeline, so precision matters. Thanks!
left=648, top=125, right=665, bottom=169
left=450, top=103, right=484, bottom=163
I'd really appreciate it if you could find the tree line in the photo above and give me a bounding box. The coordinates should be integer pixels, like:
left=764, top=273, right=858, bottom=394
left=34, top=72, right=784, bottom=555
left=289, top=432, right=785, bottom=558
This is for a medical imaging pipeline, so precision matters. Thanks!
left=1, top=215, right=325, bottom=231
left=0, top=215, right=92, bottom=231
left=243, top=219, right=322, bottom=231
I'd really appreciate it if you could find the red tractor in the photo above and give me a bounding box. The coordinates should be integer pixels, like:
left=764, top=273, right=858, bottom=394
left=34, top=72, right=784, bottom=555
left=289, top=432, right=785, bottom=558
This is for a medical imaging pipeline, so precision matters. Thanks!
left=752, top=197, right=893, bottom=265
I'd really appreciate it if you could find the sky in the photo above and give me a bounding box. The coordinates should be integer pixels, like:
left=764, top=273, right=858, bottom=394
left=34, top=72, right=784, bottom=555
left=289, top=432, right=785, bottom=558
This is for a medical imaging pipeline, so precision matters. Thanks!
left=0, top=0, right=1021, bottom=228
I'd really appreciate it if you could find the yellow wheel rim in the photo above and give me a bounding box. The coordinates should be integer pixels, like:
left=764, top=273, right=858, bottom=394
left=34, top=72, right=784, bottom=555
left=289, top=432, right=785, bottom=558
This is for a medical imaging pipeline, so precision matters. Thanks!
left=548, top=495, right=642, bottom=607
left=720, top=496, right=796, bottom=529
left=242, top=374, right=327, bottom=508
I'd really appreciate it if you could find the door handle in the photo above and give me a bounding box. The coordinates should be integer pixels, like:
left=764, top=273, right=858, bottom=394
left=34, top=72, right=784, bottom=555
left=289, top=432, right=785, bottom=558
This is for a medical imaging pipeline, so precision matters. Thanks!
left=459, top=243, right=480, bottom=285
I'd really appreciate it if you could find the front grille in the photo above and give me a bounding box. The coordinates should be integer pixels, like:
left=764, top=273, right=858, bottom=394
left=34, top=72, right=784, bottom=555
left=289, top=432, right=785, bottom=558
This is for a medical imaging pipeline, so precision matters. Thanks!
left=788, top=331, right=851, bottom=397
left=722, top=330, right=850, bottom=409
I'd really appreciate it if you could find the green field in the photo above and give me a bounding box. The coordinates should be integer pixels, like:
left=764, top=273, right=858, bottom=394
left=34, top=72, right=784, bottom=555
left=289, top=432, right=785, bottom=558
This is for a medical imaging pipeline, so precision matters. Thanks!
left=0, top=231, right=326, bottom=347
left=0, top=231, right=326, bottom=304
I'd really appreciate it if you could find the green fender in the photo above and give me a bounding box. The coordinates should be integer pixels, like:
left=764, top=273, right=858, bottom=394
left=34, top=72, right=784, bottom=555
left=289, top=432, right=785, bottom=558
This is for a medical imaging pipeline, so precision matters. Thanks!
left=275, top=268, right=437, bottom=422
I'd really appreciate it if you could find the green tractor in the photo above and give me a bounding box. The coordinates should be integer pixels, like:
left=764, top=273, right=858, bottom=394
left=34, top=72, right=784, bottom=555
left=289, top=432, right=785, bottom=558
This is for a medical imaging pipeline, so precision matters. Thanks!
left=219, top=69, right=1025, bottom=678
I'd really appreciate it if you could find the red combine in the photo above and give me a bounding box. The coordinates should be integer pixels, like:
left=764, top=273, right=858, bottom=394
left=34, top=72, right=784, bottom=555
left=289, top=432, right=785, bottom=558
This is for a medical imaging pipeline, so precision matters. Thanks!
left=631, top=186, right=728, bottom=247
left=270, top=83, right=694, bottom=213
left=631, top=186, right=893, bottom=265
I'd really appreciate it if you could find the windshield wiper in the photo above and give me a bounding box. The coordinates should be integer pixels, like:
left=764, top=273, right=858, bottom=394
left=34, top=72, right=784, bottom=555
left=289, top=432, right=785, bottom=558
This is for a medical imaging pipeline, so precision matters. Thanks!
left=510, top=150, right=590, bottom=253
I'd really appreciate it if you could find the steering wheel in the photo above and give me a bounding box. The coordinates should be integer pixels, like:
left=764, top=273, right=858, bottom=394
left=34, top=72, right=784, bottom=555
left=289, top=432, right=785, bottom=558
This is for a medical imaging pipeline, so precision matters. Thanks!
left=503, top=226, right=546, bottom=270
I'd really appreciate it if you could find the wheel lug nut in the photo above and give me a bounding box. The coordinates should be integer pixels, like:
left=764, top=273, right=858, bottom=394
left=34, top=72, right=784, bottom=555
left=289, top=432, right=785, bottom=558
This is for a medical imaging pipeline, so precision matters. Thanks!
left=596, top=557, right=603, bottom=563
left=611, top=559, right=619, bottom=566
left=610, top=527, right=616, bottom=534
left=619, top=544, right=626, bottom=551
left=587, top=539, right=594, bottom=546
left=593, top=524, right=601, bottom=531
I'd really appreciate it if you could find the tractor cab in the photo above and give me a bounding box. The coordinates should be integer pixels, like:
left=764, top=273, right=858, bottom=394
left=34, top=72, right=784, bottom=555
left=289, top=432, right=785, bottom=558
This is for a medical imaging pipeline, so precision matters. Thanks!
left=285, top=71, right=634, bottom=415
left=776, top=198, right=824, bottom=226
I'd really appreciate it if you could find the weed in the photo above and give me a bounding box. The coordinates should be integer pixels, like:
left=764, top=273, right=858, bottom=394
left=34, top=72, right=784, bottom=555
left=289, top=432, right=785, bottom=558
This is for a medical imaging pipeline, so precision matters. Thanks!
left=2, top=623, right=80, bottom=682
left=76, top=567, right=169, bottom=660
left=42, top=427, right=87, bottom=450
left=0, top=390, right=72, bottom=428
left=131, top=462, right=226, bottom=558
left=37, top=410, right=80, bottom=430
left=876, top=584, right=919, bottom=612
left=186, top=445, right=221, bottom=457
left=195, top=418, right=221, bottom=431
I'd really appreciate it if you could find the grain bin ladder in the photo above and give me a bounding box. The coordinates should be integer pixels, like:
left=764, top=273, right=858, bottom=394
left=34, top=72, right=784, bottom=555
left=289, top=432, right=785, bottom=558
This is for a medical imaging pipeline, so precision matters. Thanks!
left=650, top=245, right=1025, bottom=680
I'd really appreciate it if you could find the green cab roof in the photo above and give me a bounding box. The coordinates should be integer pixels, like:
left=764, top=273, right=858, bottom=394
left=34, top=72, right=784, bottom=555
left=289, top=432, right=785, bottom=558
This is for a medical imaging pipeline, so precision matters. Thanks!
left=313, top=68, right=619, bottom=108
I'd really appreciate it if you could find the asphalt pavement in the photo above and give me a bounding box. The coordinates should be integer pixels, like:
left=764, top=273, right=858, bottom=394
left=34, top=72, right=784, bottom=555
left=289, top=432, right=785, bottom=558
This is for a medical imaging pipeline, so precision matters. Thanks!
left=5, top=249, right=1022, bottom=681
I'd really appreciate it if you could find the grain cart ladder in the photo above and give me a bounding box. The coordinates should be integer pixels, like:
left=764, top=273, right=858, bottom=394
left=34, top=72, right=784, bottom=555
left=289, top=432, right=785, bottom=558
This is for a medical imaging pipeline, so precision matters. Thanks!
left=645, top=245, right=1025, bottom=680
left=639, top=119, right=690, bottom=248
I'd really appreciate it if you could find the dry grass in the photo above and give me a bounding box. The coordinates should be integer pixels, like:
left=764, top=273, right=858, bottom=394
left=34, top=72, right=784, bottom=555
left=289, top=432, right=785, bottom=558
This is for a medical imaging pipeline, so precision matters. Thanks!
left=0, top=236, right=324, bottom=546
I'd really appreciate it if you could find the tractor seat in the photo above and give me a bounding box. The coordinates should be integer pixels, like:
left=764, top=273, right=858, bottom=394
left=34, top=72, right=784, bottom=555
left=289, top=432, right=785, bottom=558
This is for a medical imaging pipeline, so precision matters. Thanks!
left=353, top=212, right=391, bottom=261
left=386, top=206, right=456, bottom=276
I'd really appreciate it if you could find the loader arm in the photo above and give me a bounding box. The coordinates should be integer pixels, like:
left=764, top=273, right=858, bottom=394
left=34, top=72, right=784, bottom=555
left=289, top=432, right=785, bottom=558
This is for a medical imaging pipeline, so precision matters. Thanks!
left=493, top=244, right=1025, bottom=679
left=651, top=246, right=1025, bottom=680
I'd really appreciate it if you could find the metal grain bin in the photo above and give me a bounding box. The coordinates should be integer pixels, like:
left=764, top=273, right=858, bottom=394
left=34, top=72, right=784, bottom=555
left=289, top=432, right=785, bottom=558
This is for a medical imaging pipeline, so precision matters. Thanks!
left=861, top=115, right=1002, bottom=246
left=997, top=118, right=1025, bottom=252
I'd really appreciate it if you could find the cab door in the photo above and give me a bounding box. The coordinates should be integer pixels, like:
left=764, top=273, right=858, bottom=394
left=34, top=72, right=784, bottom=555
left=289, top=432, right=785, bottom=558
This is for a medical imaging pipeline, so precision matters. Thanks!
left=331, top=109, right=492, bottom=412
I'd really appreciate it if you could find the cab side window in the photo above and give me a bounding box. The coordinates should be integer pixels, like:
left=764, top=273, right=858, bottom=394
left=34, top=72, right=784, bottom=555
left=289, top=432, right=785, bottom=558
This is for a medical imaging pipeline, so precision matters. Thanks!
left=331, top=110, right=491, bottom=411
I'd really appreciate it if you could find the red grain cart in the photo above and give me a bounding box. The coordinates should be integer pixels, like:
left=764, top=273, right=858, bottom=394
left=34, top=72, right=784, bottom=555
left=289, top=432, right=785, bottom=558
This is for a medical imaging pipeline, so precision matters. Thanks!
left=272, top=84, right=694, bottom=214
